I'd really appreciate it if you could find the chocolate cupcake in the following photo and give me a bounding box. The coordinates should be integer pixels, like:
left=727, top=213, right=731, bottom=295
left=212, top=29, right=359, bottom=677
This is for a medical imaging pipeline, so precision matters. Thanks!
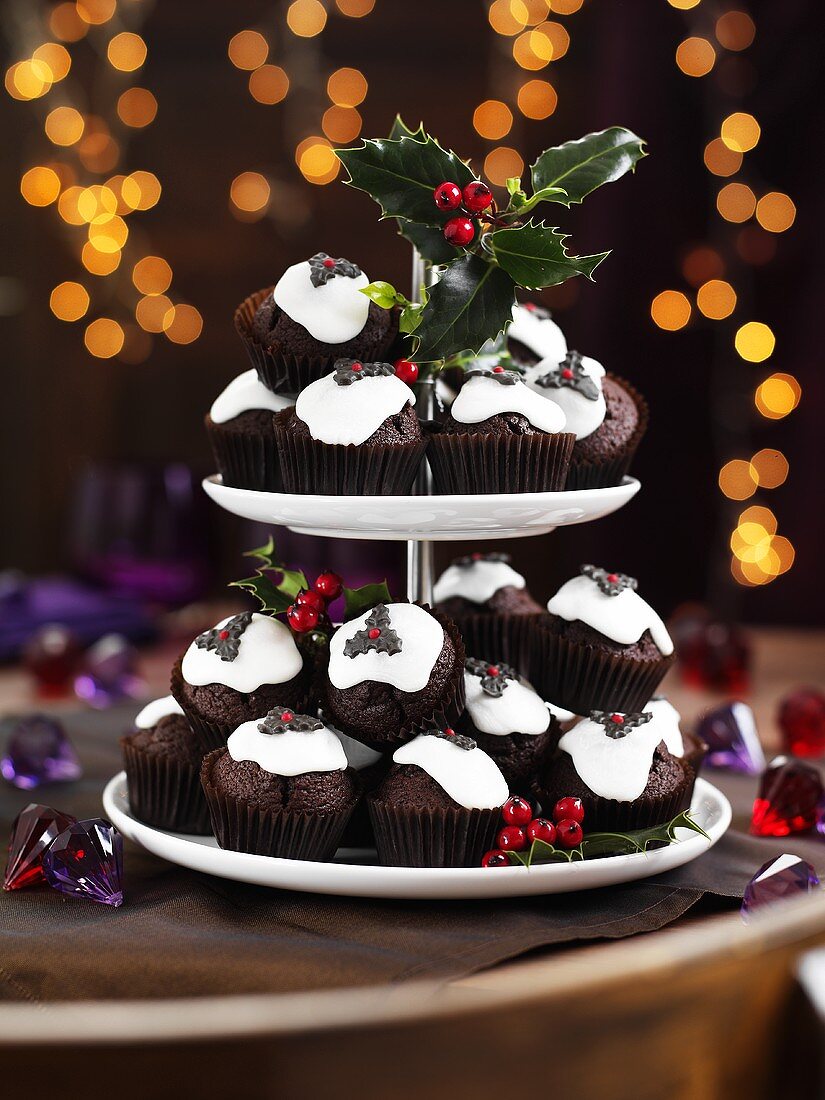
left=201, top=707, right=358, bottom=861
left=433, top=551, right=542, bottom=672
left=235, top=253, right=398, bottom=395
left=427, top=364, right=574, bottom=494
left=536, top=709, right=693, bottom=832
left=205, top=369, right=293, bottom=491
left=644, top=695, right=707, bottom=808
left=171, top=612, right=314, bottom=752
left=529, top=565, right=676, bottom=716
left=455, top=658, right=557, bottom=797
left=329, top=723, right=390, bottom=849
left=322, top=602, right=465, bottom=750
left=525, top=351, right=647, bottom=489
left=369, top=727, right=509, bottom=867
left=274, top=359, right=426, bottom=495
left=506, top=302, right=568, bottom=369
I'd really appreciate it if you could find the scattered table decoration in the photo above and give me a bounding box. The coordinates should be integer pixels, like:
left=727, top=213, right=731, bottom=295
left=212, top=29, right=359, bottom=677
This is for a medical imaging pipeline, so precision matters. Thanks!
left=696, top=701, right=766, bottom=775
left=741, top=854, right=821, bottom=922
left=751, top=757, right=824, bottom=837
left=3, top=803, right=78, bottom=891
left=779, top=688, right=825, bottom=758
left=0, top=714, right=82, bottom=789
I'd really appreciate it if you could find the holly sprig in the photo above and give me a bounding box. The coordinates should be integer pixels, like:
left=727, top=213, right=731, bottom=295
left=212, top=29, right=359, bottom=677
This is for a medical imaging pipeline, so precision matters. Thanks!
left=337, top=118, right=646, bottom=365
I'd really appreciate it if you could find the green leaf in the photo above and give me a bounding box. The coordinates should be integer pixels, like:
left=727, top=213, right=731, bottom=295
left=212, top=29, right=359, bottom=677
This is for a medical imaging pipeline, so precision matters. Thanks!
left=243, top=536, right=277, bottom=568
left=489, top=220, right=608, bottom=289
left=231, top=536, right=307, bottom=613
left=396, top=219, right=457, bottom=266
left=530, top=126, right=647, bottom=207
left=519, top=811, right=710, bottom=867
left=412, top=253, right=517, bottom=363
left=361, top=280, right=409, bottom=310
left=277, top=566, right=309, bottom=601
left=513, top=183, right=568, bottom=217
left=506, top=176, right=523, bottom=196
left=229, top=573, right=293, bottom=615
left=389, top=115, right=425, bottom=141
left=342, top=580, right=393, bottom=622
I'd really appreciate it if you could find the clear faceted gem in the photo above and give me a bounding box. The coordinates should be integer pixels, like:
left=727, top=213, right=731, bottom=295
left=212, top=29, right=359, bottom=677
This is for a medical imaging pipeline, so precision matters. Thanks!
left=22, top=624, right=82, bottom=695
left=741, top=854, right=820, bottom=921
left=751, top=756, right=824, bottom=837
left=0, top=715, right=82, bottom=789
left=696, top=701, right=765, bottom=775
left=779, top=688, right=825, bottom=759
left=671, top=605, right=751, bottom=693
left=3, top=803, right=78, bottom=891
left=73, top=633, right=144, bottom=709
left=42, top=818, right=124, bottom=907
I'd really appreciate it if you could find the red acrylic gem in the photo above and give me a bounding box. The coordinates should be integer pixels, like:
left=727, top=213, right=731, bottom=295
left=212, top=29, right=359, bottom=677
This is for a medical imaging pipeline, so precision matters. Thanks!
left=3, top=803, right=78, bottom=891
left=351, top=362, right=363, bottom=372
left=22, top=625, right=82, bottom=695
left=779, top=689, right=825, bottom=758
left=368, top=628, right=381, bottom=639
left=610, top=713, right=625, bottom=725
left=487, top=666, right=500, bottom=677
left=219, top=630, right=230, bottom=640
left=444, top=727, right=455, bottom=737
left=751, top=756, right=824, bottom=837
left=671, top=604, right=751, bottom=693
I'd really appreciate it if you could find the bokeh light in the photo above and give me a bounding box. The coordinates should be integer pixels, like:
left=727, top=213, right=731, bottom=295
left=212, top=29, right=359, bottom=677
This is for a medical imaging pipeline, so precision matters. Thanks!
left=81, top=242, right=121, bottom=275
left=133, top=256, right=173, bottom=296
left=650, top=290, right=691, bottom=331
left=88, top=214, right=129, bottom=254
left=718, top=459, right=757, bottom=501
left=33, top=43, right=71, bottom=82
left=716, top=11, right=755, bottom=51
left=489, top=0, right=526, bottom=35
left=76, top=0, right=116, bottom=25
left=549, top=0, right=583, bottom=12
left=335, top=0, right=376, bottom=15
left=703, top=137, right=742, bottom=177
left=517, top=78, right=557, bottom=119
left=228, top=30, right=269, bottom=71
left=755, top=192, right=796, bottom=234
left=483, top=146, right=524, bottom=187
left=327, top=68, right=368, bottom=107
left=50, top=3, right=89, bottom=42
left=122, top=171, right=162, bottom=211
left=735, top=321, right=775, bottom=362
left=750, top=449, right=789, bottom=489
left=85, top=317, right=124, bottom=358
left=136, top=294, right=173, bottom=333
left=77, top=184, right=117, bottom=224
left=164, top=304, right=203, bottom=344
left=58, top=186, right=86, bottom=225
left=229, top=172, right=271, bottom=216
left=287, top=0, right=328, bottom=37
left=20, top=166, right=61, bottom=207
left=117, top=88, right=158, bottom=128
left=296, top=137, right=340, bottom=185
left=107, top=32, right=147, bottom=72
left=50, top=281, right=90, bottom=322
left=754, top=373, right=801, bottom=419
left=721, top=112, right=760, bottom=153
left=473, top=100, right=513, bottom=140
left=682, top=246, right=724, bottom=286
left=7, top=60, right=53, bottom=101
left=675, top=37, right=716, bottom=78
left=696, top=279, right=736, bottom=320
left=322, top=106, right=362, bottom=143
left=249, top=65, right=289, bottom=105
left=716, top=182, right=756, bottom=223
left=667, top=0, right=701, bottom=8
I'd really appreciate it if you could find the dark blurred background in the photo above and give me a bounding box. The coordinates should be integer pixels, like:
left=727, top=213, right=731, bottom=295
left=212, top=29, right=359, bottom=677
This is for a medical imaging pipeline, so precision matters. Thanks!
left=1, top=0, right=822, bottom=643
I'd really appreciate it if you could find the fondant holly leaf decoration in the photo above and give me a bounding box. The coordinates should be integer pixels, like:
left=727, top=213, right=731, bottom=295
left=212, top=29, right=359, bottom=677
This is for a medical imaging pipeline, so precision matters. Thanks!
left=489, top=220, right=609, bottom=289
left=412, top=253, right=516, bottom=363
left=530, top=126, right=647, bottom=208
left=230, top=538, right=308, bottom=615
left=342, top=580, right=394, bottom=622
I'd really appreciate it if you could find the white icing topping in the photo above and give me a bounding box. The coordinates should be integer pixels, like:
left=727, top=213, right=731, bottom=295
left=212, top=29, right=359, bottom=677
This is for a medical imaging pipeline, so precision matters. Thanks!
left=559, top=715, right=664, bottom=801
left=547, top=574, right=674, bottom=656
left=451, top=374, right=566, bottom=434
left=464, top=671, right=550, bottom=736
left=523, top=354, right=606, bottom=440
left=546, top=701, right=577, bottom=723
left=507, top=303, right=567, bottom=364
left=330, top=724, right=383, bottom=770
left=135, top=695, right=184, bottom=729
left=328, top=603, right=445, bottom=692
left=433, top=559, right=525, bottom=605
left=295, top=370, right=415, bottom=446
left=181, top=613, right=304, bottom=693
left=644, top=697, right=684, bottom=757
left=393, top=733, right=509, bottom=809
left=210, top=369, right=294, bottom=424
left=272, top=258, right=370, bottom=344
left=227, top=718, right=347, bottom=776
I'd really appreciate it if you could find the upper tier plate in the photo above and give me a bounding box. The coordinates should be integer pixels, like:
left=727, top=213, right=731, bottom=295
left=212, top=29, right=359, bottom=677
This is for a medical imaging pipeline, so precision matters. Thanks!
left=202, top=475, right=641, bottom=541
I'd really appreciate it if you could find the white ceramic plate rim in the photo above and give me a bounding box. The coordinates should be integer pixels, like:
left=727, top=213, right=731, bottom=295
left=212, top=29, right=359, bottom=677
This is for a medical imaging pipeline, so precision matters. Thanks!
left=103, top=773, right=730, bottom=900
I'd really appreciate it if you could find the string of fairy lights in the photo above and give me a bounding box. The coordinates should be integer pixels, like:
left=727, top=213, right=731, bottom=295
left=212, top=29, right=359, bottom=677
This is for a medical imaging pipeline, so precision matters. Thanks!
left=6, top=0, right=202, bottom=361
left=651, top=0, right=798, bottom=589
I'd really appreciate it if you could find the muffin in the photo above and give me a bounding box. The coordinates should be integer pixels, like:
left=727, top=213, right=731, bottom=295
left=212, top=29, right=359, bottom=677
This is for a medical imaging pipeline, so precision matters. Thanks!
left=205, top=369, right=294, bottom=491
left=273, top=359, right=426, bottom=495
left=329, top=722, right=390, bottom=849
left=506, top=302, right=568, bottom=369
left=201, top=706, right=358, bottom=860
left=426, top=364, right=575, bottom=494
left=235, top=253, right=399, bottom=395
left=644, top=695, right=707, bottom=807
left=171, top=611, right=314, bottom=752
left=455, top=657, right=557, bottom=796
left=524, top=351, right=647, bottom=489
left=535, top=709, right=693, bottom=832
left=120, top=695, right=211, bottom=834
left=529, top=565, right=676, bottom=715
left=369, top=727, right=509, bottom=867
left=322, top=601, right=465, bottom=750
left=433, top=551, right=542, bottom=672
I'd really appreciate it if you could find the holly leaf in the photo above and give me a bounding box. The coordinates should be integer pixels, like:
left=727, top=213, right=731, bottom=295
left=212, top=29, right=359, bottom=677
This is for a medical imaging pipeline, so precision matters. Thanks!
left=412, top=253, right=516, bottom=362
left=396, top=219, right=457, bottom=266
left=530, top=126, right=647, bottom=207
left=489, top=220, right=608, bottom=289
left=242, top=536, right=278, bottom=568
left=230, top=537, right=307, bottom=613
left=342, top=580, right=393, bottom=622
left=389, top=114, right=425, bottom=141
left=230, top=573, right=293, bottom=615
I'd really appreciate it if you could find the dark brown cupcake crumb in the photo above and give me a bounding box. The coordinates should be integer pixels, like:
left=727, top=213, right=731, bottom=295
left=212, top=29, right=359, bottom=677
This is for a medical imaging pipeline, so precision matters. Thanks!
left=374, top=762, right=459, bottom=810
left=439, top=412, right=547, bottom=437
left=127, top=714, right=204, bottom=766
left=438, top=585, right=542, bottom=617
left=253, top=297, right=394, bottom=360
left=208, top=749, right=358, bottom=814
left=538, top=744, right=688, bottom=816
left=171, top=657, right=315, bottom=731
left=541, top=614, right=666, bottom=662
left=573, top=376, right=640, bottom=462
left=285, top=400, right=421, bottom=446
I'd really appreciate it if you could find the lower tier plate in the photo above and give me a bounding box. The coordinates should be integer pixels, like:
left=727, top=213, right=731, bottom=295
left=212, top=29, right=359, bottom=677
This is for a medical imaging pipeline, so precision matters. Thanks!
left=202, top=475, right=641, bottom=541
left=103, top=773, right=730, bottom=901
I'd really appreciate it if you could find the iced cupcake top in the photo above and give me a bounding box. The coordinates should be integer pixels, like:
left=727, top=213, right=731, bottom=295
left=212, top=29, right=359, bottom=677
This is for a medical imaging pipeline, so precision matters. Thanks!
left=463, top=659, right=551, bottom=737
left=393, top=727, right=509, bottom=809
left=210, top=369, right=294, bottom=424
left=272, top=253, right=370, bottom=344
left=450, top=365, right=566, bottom=434
left=181, top=612, right=304, bottom=692
left=525, top=351, right=607, bottom=440
left=559, top=709, right=660, bottom=801
left=294, top=361, right=415, bottom=445
left=227, top=707, right=348, bottom=776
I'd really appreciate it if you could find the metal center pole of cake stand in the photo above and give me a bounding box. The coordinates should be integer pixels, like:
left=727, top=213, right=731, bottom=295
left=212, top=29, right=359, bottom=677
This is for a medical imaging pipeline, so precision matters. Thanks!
left=406, top=249, right=435, bottom=607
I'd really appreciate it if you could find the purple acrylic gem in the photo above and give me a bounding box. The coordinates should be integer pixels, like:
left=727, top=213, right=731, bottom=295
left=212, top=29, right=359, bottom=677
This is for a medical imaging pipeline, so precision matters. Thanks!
left=1, top=715, right=82, bottom=789
left=42, top=818, right=124, bottom=907
left=696, top=701, right=766, bottom=775
left=741, top=854, right=820, bottom=922
left=74, top=633, right=144, bottom=709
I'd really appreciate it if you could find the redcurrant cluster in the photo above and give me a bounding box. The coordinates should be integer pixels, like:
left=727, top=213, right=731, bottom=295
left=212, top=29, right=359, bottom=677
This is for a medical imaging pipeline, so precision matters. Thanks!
left=481, top=795, right=586, bottom=867
left=285, top=571, right=344, bottom=635
left=433, top=179, right=494, bottom=249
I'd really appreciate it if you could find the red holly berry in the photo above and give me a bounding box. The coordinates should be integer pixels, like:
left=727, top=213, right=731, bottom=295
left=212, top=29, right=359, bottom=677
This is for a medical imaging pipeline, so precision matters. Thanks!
left=562, top=367, right=574, bottom=379
left=481, top=849, right=510, bottom=868
left=218, top=630, right=230, bottom=640
left=606, top=573, right=619, bottom=583
left=462, top=181, right=493, bottom=213
left=556, top=819, right=584, bottom=848
left=368, top=628, right=381, bottom=640
left=527, top=818, right=557, bottom=845
left=501, top=795, right=533, bottom=826
left=433, top=181, right=462, bottom=210
left=497, top=825, right=528, bottom=851
left=443, top=216, right=475, bottom=247
left=281, top=711, right=294, bottom=723
left=322, top=258, right=335, bottom=269
left=286, top=603, right=319, bottom=633
left=296, top=588, right=326, bottom=613
left=552, top=797, right=584, bottom=825
left=313, top=571, right=343, bottom=601
left=394, top=359, right=419, bottom=385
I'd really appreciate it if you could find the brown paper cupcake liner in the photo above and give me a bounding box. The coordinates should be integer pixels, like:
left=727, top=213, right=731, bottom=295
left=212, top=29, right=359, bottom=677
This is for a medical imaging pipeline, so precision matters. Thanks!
left=677, top=731, right=708, bottom=812
left=339, top=758, right=390, bottom=849
left=527, top=619, right=676, bottom=716
left=273, top=409, right=427, bottom=496
left=426, top=428, right=574, bottom=495
left=200, top=751, right=355, bottom=860
left=451, top=611, right=533, bottom=676
left=564, top=375, right=649, bottom=491
left=121, top=739, right=211, bottom=834
left=368, top=799, right=501, bottom=867
left=205, top=414, right=282, bottom=492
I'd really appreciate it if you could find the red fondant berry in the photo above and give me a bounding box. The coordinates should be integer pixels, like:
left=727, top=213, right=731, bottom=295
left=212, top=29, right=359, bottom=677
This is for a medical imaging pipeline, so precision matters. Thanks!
left=286, top=603, right=319, bottom=633
left=296, top=589, right=326, bottom=613
left=501, top=795, right=533, bottom=826
left=527, top=818, right=557, bottom=845
left=394, top=358, right=419, bottom=385
left=606, top=573, right=619, bottom=583
left=218, top=630, right=230, bottom=640
left=492, top=365, right=505, bottom=373
left=610, top=713, right=625, bottom=725
left=443, top=216, right=475, bottom=247
left=351, top=361, right=363, bottom=372
left=313, top=571, right=343, bottom=600
left=281, top=711, right=294, bottom=723
left=552, top=797, right=585, bottom=825
left=444, top=727, right=456, bottom=736
left=487, top=666, right=500, bottom=677
left=481, top=849, right=510, bottom=868
left=562, top=367, right=574, bottom=379
left=556, top=819, right=584, bottom=848
left=497, top=825, right=528, bottom=852
left=368, top=628, right=381, bottom=640
left=462, top=181, right=493, bottom=213
left=433, top=181, right=462, bottom=210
